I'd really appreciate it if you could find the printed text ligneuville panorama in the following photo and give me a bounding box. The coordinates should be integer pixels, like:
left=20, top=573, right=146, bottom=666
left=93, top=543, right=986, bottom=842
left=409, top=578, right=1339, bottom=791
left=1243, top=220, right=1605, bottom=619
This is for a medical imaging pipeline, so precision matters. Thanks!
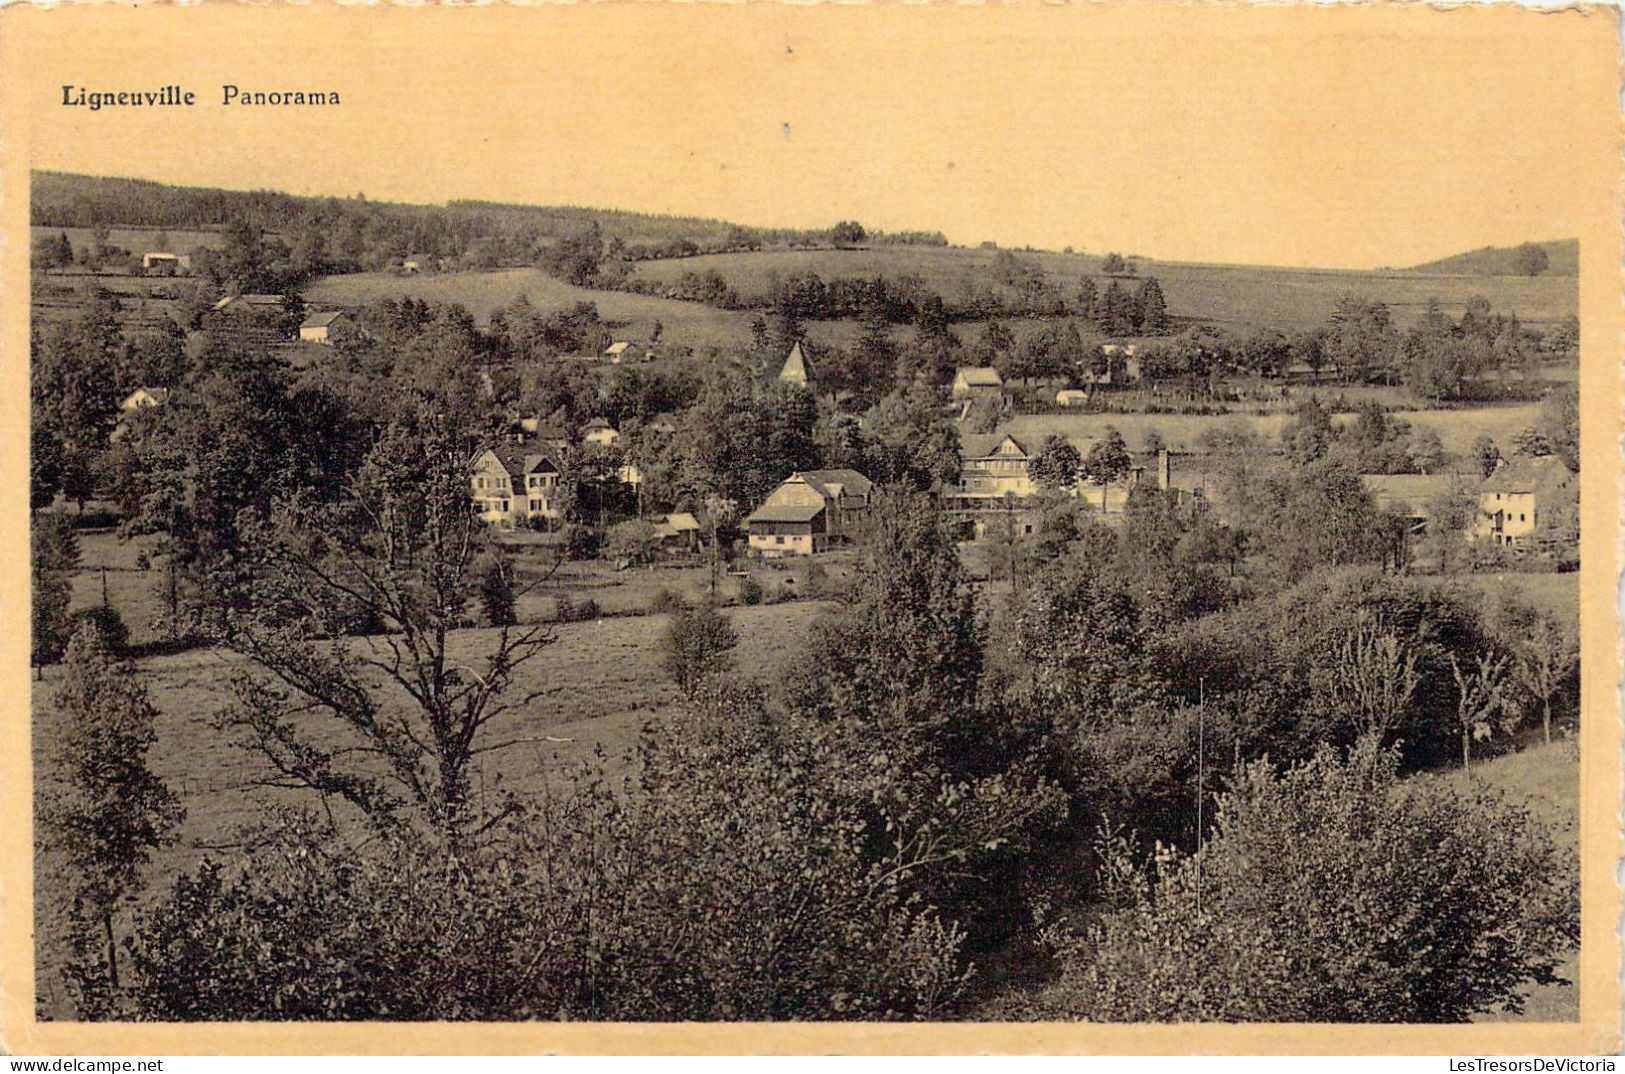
left=62, top=85, right=341, bottom=110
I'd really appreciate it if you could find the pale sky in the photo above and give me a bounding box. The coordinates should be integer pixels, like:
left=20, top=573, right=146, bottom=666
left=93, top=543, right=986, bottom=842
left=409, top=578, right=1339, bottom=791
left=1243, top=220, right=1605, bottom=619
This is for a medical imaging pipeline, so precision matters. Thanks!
left=7, top=2, right=1615, bottom=269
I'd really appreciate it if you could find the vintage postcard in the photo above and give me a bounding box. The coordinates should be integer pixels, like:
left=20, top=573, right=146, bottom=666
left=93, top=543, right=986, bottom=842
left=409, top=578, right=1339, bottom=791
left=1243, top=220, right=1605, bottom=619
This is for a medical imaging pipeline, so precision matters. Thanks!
left=0, top=0, right=1619, bottom=1056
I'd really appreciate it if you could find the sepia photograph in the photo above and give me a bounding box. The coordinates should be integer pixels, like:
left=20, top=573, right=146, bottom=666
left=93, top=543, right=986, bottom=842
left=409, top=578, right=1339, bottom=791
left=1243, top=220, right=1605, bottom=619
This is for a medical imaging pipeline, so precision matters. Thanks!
left=0, top=1, right=1619, bottom=1055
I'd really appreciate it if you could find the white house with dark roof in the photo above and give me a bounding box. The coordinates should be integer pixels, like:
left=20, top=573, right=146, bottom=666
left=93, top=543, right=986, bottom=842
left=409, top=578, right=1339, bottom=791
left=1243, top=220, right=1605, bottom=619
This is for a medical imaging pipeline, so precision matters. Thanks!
left=1474, top=455, right=1576, bottom=546
left=583, top=417, right=621, bottom=447
left=470, top=442, right=563, bottom=530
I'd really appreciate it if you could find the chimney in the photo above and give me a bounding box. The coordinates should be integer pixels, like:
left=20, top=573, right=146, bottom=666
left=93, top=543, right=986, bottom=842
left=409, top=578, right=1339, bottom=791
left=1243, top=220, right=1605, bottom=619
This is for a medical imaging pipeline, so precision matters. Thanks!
left=1157, top=448, right=1172, bottom=491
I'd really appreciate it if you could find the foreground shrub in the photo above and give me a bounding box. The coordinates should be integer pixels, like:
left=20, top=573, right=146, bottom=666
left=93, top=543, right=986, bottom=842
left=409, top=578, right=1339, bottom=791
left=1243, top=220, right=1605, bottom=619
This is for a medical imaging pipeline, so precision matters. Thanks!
left=1040, top=738, right=1577, bottom=1022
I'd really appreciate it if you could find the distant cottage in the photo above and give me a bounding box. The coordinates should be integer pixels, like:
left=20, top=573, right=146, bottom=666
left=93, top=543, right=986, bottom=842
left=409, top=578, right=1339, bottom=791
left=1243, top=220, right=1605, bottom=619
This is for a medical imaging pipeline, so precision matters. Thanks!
left=952, top=366, right=1004, bottom=399
left=119, top=386, right=171, bottom=413
left=583, top=417, right=621, bottom=447
left=298, top=310, right=353, bottom=345
left=140, top=251, right=192, bottom=275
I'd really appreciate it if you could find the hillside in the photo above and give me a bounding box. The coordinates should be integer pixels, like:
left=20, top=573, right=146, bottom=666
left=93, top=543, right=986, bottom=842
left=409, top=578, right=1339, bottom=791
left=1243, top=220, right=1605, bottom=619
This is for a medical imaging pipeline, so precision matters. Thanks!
left=1406, top=239, right=1578, bottom=277
left=632, top=245, right=1579, bottom=332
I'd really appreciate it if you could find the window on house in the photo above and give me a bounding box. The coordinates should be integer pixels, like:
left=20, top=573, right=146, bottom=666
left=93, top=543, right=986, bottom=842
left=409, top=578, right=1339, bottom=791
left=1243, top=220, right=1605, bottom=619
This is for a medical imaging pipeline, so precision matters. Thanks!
left=775, top=535, right=785, bottom=545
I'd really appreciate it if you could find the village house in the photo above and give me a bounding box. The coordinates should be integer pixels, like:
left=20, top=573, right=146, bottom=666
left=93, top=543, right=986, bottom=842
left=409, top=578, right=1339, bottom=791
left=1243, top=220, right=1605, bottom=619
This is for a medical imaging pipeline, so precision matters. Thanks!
left=298, top=310, right=354, bottom=345
left=1474, top=455, right=1576, bottom=547
left=469, top=442, right=564, bottom=531
left=745, top=468, right=874, bottom=557
left=953, top=434, right=1034, bottom=499
left=952, top=366, right=1005, bottom=399
left=1056, top=389, right=1091, bottom=407
left=778, top=341, right=815, bottom=388
left=119, top=386, right=171, bottom=414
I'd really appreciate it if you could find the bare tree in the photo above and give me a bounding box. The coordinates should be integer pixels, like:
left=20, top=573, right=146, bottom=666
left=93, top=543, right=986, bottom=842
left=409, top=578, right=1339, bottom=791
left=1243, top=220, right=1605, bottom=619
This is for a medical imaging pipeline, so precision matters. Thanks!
left=1516, top=614, right=1576, bottom=746
left=1321, top=620, right=1421, bottom=744
left=1449, top=651, right=1513, bottom=772
left=217, top=412, right=554, bottom=844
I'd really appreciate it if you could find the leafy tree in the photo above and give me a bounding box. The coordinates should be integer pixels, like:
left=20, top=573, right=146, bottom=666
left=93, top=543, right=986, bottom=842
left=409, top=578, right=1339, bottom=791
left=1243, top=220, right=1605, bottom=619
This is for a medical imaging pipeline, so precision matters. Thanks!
left=1535, top=384, right=1579, bottom=472
left=477, top=556, right=517, bottom=627
left=1135, top=277, right=1169, bottom=335
left=659, top=602, right=739, bottom=698
left=1082, top=427, right=1131, bottom=486
left=1047, top=739, right=1576, bottom=1022
left=1449, top=650, right=1514, bottom=771
left=1027, top=434, right=1081, bottom=492
left=1324, top=294, right=1398, bottom=384
left=1471, top=434, right=1502, bottom=478
left=830, top=220, right=867, bottom=247
left=1281, top=395, right=1336, bottom=464
left=1509, top=613, right=1577, bottom=746
left=1512, top=242, right=1550, bottom=278
left=45, top=624, right=184, bottom=1005
left=863, top=383, right=961, bottom=491
left=1248, top=461, right=1389, bottom=581
left=31, top=410, right=64, bottom=512
left=1101, top=253, right=1128, bottom=275
left=1074, top=277, right=1098, bottom=321
left=31, top=514, right=79, bottom=672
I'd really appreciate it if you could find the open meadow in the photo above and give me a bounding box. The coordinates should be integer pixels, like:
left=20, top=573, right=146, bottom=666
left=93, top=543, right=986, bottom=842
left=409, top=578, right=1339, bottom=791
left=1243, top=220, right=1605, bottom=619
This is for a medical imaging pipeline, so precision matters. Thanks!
left=30, top=598, right=829, bottom=1017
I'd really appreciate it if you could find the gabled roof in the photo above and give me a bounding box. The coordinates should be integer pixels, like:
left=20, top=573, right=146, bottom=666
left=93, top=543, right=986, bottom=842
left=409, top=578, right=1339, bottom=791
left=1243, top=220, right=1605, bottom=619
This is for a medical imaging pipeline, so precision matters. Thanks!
left=746, top=503, right=826, bottom=524
left=796, top=468, right=874, bottom=499
left=664, top=512, right=702, bottom=532
left=484, top=442, right=560, bottom=481
left=301, top=311, right=348, bottom=329
left=959, top=433, right=1028, bottom=461
left=122, top=386, right=170, bottom=407
left=1361, top=473, right=1460, bottom=512
left=779, top=341, right=814, bottom=383
left=583, top=416, right=615, bottom=431
left=1481, top=455, right=1574, bottom=495
left=955, top=366, right=1003, bottom=387
left=604, top=341, right=634, bottom=355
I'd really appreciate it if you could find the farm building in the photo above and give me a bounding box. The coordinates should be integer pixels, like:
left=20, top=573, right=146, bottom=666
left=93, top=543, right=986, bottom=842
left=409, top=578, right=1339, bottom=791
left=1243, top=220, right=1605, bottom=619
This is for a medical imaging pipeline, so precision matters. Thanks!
left=140, top=251, right=192, bottom=275
left=470, top=442, right=564, bottom=531
left=745, top=469, right=874, bottom=557
left=778, top=342, right=815, bottom=388
left=1056, top=389, right=1091, bottom=407
left=298, top=310, right=354, bottom=344
left=204, top=293, right=290, bottom=347
left=653, top=512, right=703, bottom=553
left=952, top=366, right=1004, bottom=399
left=1474, top=455, right=1576, bottom=547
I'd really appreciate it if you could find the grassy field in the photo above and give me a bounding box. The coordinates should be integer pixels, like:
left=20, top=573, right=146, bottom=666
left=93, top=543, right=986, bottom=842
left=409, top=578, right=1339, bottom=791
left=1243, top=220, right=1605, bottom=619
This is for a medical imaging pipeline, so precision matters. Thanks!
left=31, top=224, right=228, bottom=255
left=31, top=598, right=829, bottom=1016
left=630, top=246, right=1578, bottom=332
left=305, top=268, right=763, bottom=354
left=1000, top=401, right=1543, bottom=456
